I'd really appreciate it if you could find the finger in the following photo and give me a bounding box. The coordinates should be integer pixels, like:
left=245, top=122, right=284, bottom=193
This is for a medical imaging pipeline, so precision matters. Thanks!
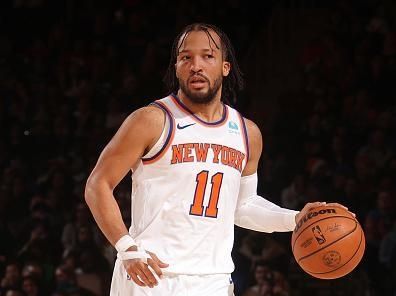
left=140, top=264, right=158, bottom=287
left=326, top=202, right=346, bottom=208
left=304, top=202, right=326, bottom=211
left=136, top=266, right=155, bottom=288
left=147, top=258, right=164, bottom=279
left=129, top=272, right=146, bottom=287
left=310, top=201, right=326, bottom=206
left=326, top=203, right=356, bottom=217
left=147, top=252, right=169, bottom=268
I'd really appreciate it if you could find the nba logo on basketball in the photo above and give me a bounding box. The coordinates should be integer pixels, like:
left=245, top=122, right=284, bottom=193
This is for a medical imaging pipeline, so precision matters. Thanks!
left=312, top=225, right=326, bottom=244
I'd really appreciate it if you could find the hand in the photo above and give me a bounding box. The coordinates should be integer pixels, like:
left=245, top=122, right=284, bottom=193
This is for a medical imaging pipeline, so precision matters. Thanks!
left=325, top=202, right=356, bottom=217
left=295, top=202, right=355, bottom=224
left=123, top=247, right=169, bottom=288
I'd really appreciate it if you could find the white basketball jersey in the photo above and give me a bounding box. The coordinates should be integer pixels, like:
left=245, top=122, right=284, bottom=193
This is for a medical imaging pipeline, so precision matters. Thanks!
left=129, top=94, right=249, bottom=275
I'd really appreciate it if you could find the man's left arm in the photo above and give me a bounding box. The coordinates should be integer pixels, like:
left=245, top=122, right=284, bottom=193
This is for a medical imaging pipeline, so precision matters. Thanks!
left=234, top=118, right=325, bottom=232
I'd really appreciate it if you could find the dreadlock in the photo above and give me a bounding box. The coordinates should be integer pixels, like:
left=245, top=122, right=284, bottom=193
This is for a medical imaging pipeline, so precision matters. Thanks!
left=163, top=23, right=244, bottom=106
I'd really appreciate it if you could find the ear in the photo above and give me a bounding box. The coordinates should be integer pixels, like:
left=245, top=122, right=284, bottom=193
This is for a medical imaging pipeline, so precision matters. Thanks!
left=222, top=61, right=230, bottom=77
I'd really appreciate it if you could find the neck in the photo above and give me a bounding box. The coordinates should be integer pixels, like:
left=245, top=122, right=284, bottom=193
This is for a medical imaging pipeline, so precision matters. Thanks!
left=176, top=90, right=224, bottom=122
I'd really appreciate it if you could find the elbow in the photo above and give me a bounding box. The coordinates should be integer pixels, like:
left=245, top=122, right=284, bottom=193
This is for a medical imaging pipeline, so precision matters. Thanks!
left=84, top=173, right=104, bottom=206
left=234, top=207, right=246, bottom=228
left=84, top=173, right=114, bottom=207
left=84, top=176, right=96, bottom=206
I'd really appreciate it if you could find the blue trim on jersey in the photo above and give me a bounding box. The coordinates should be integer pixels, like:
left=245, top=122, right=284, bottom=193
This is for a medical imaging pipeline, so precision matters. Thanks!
left=142, top=102, right=174, bottom=162
left=238, top=112, right=250, bottom=161
left=171, top=93, right=227, bottom=126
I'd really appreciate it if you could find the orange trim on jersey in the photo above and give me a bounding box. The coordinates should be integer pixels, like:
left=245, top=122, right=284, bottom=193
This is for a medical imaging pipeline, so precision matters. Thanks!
left=237, top=113, right=250, bottom=162
left=142, top=101, right=175, bottom=165
left=170, top=94, right=229, bottom=127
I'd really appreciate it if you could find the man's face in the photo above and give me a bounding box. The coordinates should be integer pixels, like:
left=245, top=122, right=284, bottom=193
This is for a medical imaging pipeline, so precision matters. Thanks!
left=175, top=29, right=230, bottom=104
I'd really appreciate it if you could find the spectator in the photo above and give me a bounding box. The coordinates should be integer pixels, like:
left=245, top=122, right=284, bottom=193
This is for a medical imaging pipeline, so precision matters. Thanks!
left=1, top=262, right=21, bottom=292
left=4, top=289, right=26, bottom=296
left=243, top=261, right=289, bottom=296
left=280, top=174, right=307, bottom=210
left=61, top=202, right=101, bottom=257
left=21, top=276, right=40, bottom=296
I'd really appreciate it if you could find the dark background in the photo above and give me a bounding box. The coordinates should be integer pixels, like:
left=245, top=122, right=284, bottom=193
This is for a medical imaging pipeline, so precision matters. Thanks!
left=0, top=0, right=395, bottom=295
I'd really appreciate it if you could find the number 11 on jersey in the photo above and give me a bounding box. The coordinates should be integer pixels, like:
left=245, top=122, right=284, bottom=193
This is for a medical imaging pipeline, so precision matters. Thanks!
left=190, top=170, right=224, bottom=218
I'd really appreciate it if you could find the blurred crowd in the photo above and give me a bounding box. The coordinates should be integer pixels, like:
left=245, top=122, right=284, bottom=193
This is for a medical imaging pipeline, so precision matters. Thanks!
left=0, top=0, right=395, bottom=295
left=232, top=1, right=396, bottom=295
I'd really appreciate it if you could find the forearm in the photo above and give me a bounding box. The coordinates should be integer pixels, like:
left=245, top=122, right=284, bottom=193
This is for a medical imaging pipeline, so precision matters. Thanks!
left=235, top=173, right=298, bottom=233
left=85, top=179, right=129, bottom=246
left=235, top=194, right=298, bottom=232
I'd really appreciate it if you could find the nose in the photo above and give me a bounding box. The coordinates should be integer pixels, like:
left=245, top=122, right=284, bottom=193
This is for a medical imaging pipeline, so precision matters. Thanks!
left=190, top=56, right=202, bottom=73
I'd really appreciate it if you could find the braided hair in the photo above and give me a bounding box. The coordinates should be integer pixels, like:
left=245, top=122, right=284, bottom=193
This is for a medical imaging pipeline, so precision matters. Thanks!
left=163, top=23, right=244, bottom=105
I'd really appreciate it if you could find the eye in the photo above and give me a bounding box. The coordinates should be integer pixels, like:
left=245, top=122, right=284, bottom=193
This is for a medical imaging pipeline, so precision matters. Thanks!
left=181, top=55, right=190, bottom=61
left=205, top=54, right=214, bottom=59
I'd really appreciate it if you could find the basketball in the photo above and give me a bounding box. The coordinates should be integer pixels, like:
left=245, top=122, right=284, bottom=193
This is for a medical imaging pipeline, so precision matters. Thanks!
left=291, top=205, right=365, bottom=279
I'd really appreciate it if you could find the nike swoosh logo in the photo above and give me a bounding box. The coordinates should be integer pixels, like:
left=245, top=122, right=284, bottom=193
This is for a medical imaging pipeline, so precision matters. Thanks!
left=177, top=123, right=196, bottom=129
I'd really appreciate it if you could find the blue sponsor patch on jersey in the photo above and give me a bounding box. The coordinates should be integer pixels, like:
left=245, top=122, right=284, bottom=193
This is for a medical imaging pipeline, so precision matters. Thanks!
left=228, top=121, right=239, bottom=130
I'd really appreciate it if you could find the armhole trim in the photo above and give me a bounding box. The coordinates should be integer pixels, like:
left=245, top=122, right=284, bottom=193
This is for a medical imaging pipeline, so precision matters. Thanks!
left=142, top=101, right=175, bottom=164
left=237, top=112, right=250, bottom=162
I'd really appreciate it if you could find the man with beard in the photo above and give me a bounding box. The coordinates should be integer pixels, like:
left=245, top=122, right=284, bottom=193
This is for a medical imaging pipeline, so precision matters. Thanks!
left=85, top=23, right=349, bottom=295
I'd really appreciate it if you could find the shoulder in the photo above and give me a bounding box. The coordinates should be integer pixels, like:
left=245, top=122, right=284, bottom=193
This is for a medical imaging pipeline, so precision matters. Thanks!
left=242, top=117, right=263, bottom=156
left=243, top=118, right=262, bottom=142
left=124, top=104, right=165, bottom=127
left=239, top=117, right=263, bottom=175
left=121, top=105, right=166, bottom=138
left=227, top=105, right=262, bottom=151
left=110, top=104, right=166, bottom=152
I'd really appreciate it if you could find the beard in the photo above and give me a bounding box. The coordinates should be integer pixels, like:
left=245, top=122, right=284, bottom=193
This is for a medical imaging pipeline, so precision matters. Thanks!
left=179, top=74, right=223, bottom=104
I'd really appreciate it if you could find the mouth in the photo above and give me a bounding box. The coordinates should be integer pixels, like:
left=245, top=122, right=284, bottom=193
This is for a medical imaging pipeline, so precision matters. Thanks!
left=189, top=76, right=208, bottom=89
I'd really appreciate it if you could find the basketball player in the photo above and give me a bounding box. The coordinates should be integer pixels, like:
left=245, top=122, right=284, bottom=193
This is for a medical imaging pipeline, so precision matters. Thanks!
left=85, top=23, right=350, bottom=295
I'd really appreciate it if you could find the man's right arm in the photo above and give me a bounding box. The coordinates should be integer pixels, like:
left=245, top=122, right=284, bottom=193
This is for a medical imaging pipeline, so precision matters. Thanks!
left=85, top=105, right=169, bottom=288
left=84, top=106, right=165, bottom=247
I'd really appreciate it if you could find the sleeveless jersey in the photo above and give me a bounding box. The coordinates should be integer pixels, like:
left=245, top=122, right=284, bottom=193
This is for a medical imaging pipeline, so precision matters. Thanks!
left=129, top=94, right=249, bottom=275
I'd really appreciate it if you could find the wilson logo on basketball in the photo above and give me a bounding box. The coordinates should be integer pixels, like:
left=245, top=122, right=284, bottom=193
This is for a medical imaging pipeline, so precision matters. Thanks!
left=294, top=208, right=336, bottom=233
